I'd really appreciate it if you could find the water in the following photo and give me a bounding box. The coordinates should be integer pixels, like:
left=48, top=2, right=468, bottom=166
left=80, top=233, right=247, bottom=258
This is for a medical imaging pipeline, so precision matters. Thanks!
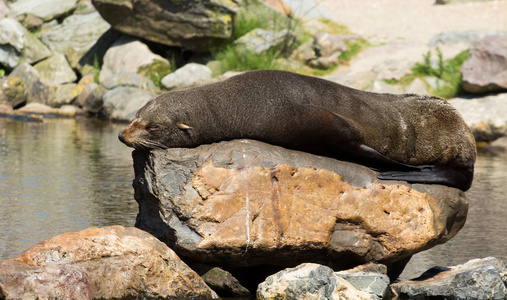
left=400, top=151, right=507, bottom=280
left=0, top=117, right=137, bottom=260
left=0, top=117, right=506, bottom=280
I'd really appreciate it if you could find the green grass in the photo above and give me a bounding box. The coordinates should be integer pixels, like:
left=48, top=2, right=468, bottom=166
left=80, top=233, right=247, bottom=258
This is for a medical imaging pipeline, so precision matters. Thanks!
left=394, top=48, right=469, bottom=99
left=213, top=46, right=284, bottom=74
left=338, top=39, right=369, bottom=64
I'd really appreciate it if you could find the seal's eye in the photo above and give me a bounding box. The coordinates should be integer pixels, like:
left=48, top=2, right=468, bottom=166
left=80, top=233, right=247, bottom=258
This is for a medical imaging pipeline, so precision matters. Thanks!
left=146, top=124, right=161, bottom=132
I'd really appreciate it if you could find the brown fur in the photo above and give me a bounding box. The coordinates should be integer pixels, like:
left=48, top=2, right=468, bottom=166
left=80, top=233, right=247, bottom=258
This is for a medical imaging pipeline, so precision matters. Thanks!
left=119, top=70, right=476, bottom=190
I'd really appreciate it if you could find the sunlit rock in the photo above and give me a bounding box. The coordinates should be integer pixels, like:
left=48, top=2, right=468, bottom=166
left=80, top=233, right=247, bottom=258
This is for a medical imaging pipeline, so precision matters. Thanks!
left=0, top=226, right=218, bottom=299
left=132, top=139, right=469, bottom=280
left=391, top=257, right=507, bottom=299
left=257, top=263, right=372, bottom=300
left=461, top=35, right=507, bottom=94
left=8, top=0, right=77, bottom=21
left=92, top=0, right=237, bottom=52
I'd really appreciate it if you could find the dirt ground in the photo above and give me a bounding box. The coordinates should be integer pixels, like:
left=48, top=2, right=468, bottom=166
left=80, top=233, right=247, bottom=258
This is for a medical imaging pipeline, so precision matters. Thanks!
left=318, top=0, right=507, bottom=44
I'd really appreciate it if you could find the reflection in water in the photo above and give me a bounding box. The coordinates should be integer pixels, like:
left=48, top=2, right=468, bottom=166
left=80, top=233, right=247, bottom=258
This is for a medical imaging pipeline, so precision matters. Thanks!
left=0, top=117, right=137, bottom=260
left=400, top=152, right=507, bottom=280
left=0, top=117, right=506, bottom=279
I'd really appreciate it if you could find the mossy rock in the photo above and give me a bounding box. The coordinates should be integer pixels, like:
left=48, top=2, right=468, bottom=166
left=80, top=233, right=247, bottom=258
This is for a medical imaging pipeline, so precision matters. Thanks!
left=137, top=59, right=172, bottom=88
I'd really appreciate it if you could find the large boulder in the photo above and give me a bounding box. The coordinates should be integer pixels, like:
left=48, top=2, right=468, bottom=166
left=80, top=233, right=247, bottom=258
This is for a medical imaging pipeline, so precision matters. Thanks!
left=461, top=35, right=507, bottom=94
left=91, top=0, right=237, bottom=52
left=0, top=226, right=218, bottom=299
left=99, top=36, right=169, bottom=85
left=132, top=139, right=468, bottom=277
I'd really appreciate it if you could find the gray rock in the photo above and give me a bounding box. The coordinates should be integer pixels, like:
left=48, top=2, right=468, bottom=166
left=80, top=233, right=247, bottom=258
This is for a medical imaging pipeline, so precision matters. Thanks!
left=33, top=53, right=77, bottom=86
left=76, top=81, right=99, bottom=107
left=101, top=72, right=157, bottom=91
left=390, top=257, right=507, bottom=300
left=161, top=63, right=212, bottom=90
left=461, top=35, right=507, bottom=94
left=5, top=63, right=51, bottom=106
left=49, top=83, right=80, bottom=107
left=200, top=267, right=251, bottom=297
left=448, top=93, right=507, bottom=141
left=100, top=86, right=156, bottom=121
left=77, top=28, right=122, bottom=76
left=92, top=0, right=237, bottom=52
left=0, top=18, right=51, bottom=69
left=82, top=84, right=106, bottom=114
left=257, top=263, right=372, bottom=300
left=39, top=12, right=110, bottom=68
left=132, top=139, right=468, bottom=274
left=99, top=36, right=168, bottom=85
left=336, top=270, right=390, bottom=299
left=7, top=0, right=77, bottom=21
left=235, top=28, right=296, bottom=54
left=313, top=32, right=351, bottom=58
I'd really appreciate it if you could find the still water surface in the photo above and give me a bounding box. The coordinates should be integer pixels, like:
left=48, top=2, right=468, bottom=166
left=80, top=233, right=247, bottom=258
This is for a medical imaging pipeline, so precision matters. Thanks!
left=0, top=117, right=506, bottom=280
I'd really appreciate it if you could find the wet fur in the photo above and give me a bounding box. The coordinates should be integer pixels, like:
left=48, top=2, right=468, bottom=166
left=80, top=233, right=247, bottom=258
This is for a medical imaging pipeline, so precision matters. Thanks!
left=119, top=70, right=476, bottom=190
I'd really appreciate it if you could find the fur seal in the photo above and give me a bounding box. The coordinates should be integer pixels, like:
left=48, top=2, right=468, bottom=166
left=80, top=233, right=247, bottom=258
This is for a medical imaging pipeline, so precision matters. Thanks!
left=119, top=70, right=476, bottom=191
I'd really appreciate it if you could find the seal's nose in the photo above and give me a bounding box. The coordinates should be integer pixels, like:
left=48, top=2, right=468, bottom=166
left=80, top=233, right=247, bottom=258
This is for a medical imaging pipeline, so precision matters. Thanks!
left=118, top=132, right=126, bottom=143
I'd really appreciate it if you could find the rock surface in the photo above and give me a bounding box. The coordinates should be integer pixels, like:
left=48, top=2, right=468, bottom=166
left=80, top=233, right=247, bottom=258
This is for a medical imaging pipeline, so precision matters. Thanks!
left=461, top=35, right=507, bottom=93
left=7, top=0, right=77, bottom=21
left=391, top=257, right=507, bottom=299
left=133, top=139, right=468, bottom=274
left=99, top=36, right=168, bottom=85
left=0, top=226, right=218, bottom=299
left=39, top=12, right=111, bottom=68
left=161, top=63, right=212, bottom=90
left=448, top=93, right=507, bottom=141
left=257, top=263, right=372, bottom=300
left=0, top=18, right=51, bottom=69
left=92, top=0, right=237, bottom=52
left=33, top=53, right=77, bottom=86
left=100, top=86, right=157, bottom=121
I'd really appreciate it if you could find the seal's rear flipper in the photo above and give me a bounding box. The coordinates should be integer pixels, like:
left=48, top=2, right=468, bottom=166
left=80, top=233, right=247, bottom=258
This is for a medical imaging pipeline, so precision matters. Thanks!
left=378, top=166, right=473, bottom=191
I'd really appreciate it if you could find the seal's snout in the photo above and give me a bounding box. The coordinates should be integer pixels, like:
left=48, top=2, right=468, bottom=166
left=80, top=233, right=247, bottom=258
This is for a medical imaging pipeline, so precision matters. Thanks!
left=118, top=132, right=126, bottom=144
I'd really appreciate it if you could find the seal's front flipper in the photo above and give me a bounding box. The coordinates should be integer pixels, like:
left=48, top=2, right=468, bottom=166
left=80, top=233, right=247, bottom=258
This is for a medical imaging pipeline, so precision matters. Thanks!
left=378, top=166, right=473, bottom=191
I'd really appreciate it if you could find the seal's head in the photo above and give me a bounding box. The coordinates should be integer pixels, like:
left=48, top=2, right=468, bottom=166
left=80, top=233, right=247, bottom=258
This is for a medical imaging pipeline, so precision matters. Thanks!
left=118, top=97, right=194, bottom=150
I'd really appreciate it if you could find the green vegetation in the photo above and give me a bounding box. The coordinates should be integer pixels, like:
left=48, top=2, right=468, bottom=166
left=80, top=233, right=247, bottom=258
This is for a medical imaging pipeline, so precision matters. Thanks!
left=93, top=54, right=100, bottom=84
left=213, top=46, right=284, bottom=75
left=137, top=59, right=172, bottom=89
left=0, top=69, right=5, bottom=76
left=394, top=48, right=469, bottom=99
left=210, top=1, right=367, bottom=77
left=338, top=39, right=369, bottom=64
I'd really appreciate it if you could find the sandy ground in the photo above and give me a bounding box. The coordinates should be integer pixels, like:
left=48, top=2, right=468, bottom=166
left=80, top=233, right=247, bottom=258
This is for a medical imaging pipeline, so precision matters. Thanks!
left=318, top=0, right=507, bottom=45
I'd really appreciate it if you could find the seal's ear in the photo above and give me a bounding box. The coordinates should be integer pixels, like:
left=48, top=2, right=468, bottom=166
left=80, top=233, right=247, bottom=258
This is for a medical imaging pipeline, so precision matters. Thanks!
left=176, top=122, right=192, bottom=130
